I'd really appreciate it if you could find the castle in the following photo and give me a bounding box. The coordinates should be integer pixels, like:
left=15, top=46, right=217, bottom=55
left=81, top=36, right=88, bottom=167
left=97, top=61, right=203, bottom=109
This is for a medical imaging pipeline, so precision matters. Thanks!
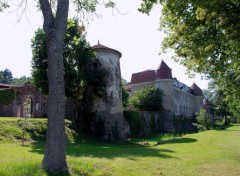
left=0, top=44, right=204, bottom=137
left=127, top=60, right=204, bottom=117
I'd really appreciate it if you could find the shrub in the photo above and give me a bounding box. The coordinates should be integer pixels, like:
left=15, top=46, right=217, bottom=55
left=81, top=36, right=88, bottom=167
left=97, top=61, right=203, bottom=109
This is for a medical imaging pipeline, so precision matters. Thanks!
left=129, top=86, right=164, bottom=111
left=193, top=108, right=211, bottom=131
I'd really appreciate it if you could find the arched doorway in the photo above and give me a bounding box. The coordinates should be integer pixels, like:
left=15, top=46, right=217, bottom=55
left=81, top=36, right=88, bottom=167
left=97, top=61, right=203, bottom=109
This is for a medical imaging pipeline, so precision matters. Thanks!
left=22, top=95, right=33, bottom=117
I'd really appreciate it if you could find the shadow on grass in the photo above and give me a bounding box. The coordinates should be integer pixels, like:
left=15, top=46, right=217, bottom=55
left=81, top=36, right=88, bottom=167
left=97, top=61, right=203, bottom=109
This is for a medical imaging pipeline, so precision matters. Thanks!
left=155, top=137, right=197, bottom=145
left=29, top=141, right=177, bottom=160
left=213, top=124, right=234, bottom=131
left=214, top=124, right=240, bottom=132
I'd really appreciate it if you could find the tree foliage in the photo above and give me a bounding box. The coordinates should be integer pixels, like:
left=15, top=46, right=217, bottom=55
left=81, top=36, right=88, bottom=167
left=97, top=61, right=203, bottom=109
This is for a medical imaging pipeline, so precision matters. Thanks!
left=129, top=86, right=164, bottom=111
left=0, top=69, right=13, bottom=84
left=193, top=108, right=211, bottom=131
left=12, top=76, right=32, bottom=86
left=31, top=19, right=96, bottom=96
left=139, top=0, right=240, bottom=117
left=31, top=19, right=107, bottom=134
left=0, top=0, right=9, bottom=12
left=121, top=79, right=129, bottom=108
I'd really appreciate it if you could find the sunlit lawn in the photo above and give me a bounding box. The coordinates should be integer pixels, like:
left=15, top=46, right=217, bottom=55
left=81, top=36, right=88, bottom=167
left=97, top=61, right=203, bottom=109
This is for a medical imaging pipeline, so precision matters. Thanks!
left=0, top=123, right=239, bottom=176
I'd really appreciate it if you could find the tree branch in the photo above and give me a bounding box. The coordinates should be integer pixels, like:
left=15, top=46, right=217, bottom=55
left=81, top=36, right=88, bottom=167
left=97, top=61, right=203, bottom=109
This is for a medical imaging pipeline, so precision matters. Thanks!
left=55, top=0, right=69, bottom=33
left=39, top=0, right=55, bottom=32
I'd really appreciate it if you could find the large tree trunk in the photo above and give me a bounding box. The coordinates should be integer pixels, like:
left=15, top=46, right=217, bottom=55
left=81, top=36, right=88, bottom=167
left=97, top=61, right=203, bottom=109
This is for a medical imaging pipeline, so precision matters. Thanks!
left=39, top=0, right=69, bottom=172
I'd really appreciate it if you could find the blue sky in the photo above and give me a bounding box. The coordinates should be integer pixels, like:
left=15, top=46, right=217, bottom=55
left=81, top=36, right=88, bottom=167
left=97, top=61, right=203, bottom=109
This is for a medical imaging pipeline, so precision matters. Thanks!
left=0, top=1, right=209, bottom=89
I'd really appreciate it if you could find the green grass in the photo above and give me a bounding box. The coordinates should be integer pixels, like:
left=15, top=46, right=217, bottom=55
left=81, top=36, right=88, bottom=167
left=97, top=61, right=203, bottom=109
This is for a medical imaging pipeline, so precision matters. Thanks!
left=0, top=117, right=240, bottom=176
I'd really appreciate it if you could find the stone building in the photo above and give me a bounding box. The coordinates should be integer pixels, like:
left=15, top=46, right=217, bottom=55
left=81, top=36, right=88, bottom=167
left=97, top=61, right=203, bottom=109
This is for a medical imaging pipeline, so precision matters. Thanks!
left=0, top=84, right=47, bottom=117
left=127, top=60, right=204, bottom=131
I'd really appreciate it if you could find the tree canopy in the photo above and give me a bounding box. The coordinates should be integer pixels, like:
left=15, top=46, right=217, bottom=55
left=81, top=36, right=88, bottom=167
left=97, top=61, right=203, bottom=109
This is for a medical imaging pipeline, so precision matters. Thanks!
left=139, top=0, right=240, bottom=116
left=31, top=18, right=107, bottom=133
left=0, top=69, right=13, bottom=84
left=31, top=19, right=98, bottom=97
left=0, top=0, right=8, bottom=12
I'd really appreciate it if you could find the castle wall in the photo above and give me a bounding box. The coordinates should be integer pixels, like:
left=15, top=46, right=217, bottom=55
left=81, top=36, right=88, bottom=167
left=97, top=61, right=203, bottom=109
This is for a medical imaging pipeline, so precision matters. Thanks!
left=193, top=96, right=204, bottom=114
left=173, top=87, right=195, bottom=117
left=154, top=79, right=174, bottom=113
left=129, top=79, right=175, bottom=113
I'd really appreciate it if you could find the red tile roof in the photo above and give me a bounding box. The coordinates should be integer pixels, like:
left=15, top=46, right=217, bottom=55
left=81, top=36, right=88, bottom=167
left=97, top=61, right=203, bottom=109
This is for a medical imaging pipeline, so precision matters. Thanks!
left=156, top=60, right=172, bottom=79
left=130, top=60, right=173, bottom=84
left=130, top=70, right=156, bottom=84
left=157, top=60, right=171, bottom=70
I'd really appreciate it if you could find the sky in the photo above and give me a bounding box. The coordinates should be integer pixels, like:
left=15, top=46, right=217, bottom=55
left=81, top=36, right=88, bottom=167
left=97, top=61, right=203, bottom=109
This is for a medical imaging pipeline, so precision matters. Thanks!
left=0, top=1, right=209, bottom=89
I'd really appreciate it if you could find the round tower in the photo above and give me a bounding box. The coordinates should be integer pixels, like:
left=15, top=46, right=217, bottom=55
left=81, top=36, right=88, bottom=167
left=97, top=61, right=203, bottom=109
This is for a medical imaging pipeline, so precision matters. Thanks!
left=92, top=42, right=125, bottom=141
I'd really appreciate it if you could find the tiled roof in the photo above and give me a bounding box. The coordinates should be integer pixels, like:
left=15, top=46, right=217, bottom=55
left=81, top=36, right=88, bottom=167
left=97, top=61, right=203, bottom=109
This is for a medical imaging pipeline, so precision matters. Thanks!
left=190, top=83, right=203, bottom=96
left=157, top=60, right=171, bottom=70
left=156, top=60, right=172, bottom=79
left=130, top=70, right=156, bottom=84
left=93, top=41, right=122, bottom=58
left=130, top=60, right=173, bottom=84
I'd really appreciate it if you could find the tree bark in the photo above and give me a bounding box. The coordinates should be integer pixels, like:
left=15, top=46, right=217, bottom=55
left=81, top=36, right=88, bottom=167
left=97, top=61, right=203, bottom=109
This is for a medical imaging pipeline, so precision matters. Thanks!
left=39, top=0, right=69, bottom=172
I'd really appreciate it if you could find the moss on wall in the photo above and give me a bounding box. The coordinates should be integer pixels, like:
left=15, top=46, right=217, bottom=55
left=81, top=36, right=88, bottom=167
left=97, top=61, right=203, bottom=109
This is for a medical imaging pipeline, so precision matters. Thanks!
left=0, top=88, right=15, bottom=105
left=124, top=110, right=145, bottom=137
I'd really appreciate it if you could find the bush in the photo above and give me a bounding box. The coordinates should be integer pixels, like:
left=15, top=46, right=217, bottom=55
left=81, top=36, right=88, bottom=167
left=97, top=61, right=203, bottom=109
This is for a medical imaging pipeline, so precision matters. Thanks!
left=193, top=108, right=211, bottom=131
left=129, top=86, right=164, bottom=111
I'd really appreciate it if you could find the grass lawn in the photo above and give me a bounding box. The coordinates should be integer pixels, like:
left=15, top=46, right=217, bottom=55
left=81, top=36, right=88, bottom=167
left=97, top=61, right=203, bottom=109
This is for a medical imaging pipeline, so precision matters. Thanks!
left=0, top=118, right=239, bottom=176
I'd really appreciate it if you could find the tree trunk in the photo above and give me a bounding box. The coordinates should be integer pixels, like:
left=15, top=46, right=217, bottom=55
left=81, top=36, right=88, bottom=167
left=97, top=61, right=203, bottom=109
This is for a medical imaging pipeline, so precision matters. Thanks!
left=39, top=0, right=69, bottom=172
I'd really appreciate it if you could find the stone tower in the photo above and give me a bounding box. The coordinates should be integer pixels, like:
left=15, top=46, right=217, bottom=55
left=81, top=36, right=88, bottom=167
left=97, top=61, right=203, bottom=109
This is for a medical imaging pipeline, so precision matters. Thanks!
left=92, top=42, right=126, bottom=141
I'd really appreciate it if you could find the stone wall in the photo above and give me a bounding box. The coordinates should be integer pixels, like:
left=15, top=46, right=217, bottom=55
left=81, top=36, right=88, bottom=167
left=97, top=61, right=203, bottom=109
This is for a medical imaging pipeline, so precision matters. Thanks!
left=0, top=85, right=47, bottom=118
left=124, top=110, right=197, bottom=137
left=124, top=110, right=175, bottom=137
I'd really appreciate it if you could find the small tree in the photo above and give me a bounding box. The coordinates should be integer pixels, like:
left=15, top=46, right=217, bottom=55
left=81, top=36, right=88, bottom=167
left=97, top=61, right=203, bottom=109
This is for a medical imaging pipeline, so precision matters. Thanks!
left=18, top=117, right=35, bottom=145
left=129, top=86, right=164, bottom=111
left=193, top=108, right=211, bottom=131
